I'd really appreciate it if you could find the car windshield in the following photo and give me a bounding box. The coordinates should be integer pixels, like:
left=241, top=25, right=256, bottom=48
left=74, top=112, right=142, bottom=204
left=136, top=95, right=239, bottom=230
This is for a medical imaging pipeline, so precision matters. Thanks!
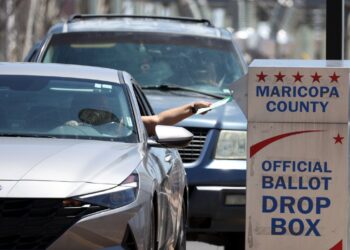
left=42, top=32, right=245, bottom=95
left=0, top=75, right=138, bottom=142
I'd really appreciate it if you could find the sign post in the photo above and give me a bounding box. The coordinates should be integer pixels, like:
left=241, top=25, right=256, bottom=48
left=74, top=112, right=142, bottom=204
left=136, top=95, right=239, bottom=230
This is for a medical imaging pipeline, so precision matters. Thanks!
left=245, top=60, right=349, bottom=250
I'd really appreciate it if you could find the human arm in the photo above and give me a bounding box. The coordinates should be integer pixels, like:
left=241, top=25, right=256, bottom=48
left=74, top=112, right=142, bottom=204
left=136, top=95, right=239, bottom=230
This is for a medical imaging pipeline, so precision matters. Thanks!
left=142, top=101, right=211, bottom=136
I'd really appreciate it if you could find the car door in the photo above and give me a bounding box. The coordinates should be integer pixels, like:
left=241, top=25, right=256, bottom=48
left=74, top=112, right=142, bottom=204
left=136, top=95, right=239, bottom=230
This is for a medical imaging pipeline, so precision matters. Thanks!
left=133, top=83, right=181, bottom=248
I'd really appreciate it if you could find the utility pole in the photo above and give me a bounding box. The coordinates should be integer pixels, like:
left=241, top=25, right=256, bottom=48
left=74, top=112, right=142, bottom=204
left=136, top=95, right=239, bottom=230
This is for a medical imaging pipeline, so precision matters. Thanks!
left=326, top=0, right=344, bottom=59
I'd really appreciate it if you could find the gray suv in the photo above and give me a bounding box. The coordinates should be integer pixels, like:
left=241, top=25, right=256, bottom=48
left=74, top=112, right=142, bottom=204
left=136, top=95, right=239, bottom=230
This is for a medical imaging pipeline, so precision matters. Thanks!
left=26, top=15, right=248, bottom=248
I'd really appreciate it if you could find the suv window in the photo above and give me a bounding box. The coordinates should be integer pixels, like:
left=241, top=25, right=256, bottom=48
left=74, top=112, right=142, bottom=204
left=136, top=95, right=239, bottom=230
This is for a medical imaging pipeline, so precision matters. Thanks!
left=24, top=41, right=42, bottom=62
left=41, top=32, right=245, bottom=96
left=132, top=82, right=154, bottom=116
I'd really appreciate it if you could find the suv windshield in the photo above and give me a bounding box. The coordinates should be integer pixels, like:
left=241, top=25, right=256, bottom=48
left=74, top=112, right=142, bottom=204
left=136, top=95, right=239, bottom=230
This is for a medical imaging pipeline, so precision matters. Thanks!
left=0, top=75, right=138, bottom=142
left=42, top=32, right=245, bottom=95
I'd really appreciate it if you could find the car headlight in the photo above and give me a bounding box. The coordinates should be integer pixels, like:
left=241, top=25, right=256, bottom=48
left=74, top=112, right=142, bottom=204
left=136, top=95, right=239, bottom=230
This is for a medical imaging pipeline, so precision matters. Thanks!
left=77, top=171, right=139, bottom=209
left=215, top=130, right=246, bottom=160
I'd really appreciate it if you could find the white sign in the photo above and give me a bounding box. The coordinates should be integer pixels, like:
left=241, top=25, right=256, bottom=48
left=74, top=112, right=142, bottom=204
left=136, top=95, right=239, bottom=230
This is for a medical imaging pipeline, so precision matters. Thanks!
left=246, top=122, right=348, bottom=250
left=245, top=60, right=350, bottom=250
left=248, top=60, right=349, bottom=123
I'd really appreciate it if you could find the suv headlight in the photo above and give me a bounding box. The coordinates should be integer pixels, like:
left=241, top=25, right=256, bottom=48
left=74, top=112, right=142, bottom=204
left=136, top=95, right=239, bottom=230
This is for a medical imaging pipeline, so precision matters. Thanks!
left=215, top=130, right=246, bottom=160
left=77, top=171, right=139, bottom=209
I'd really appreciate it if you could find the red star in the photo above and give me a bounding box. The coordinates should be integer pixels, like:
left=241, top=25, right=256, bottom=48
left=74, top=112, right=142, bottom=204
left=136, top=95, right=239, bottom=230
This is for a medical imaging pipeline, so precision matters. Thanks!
left=333, top=133, right=344, bottom=144
left=311, top=72, right=322, bottom=83
left=292, top=72, right=304, bottom=82
left=329, top=72, right=340, bottom=83
left=274, top=72, right=285, bottom=82
left=256, top=71, right=268, bottom=82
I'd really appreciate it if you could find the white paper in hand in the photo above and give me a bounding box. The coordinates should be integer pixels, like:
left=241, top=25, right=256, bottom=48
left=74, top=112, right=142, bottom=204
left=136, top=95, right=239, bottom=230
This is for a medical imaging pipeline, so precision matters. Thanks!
left=196, top=96, right=233, bottom=114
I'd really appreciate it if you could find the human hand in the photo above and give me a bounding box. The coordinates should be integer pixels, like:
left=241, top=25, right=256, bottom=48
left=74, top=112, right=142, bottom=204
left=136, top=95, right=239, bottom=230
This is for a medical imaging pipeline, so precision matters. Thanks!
left=192, top=101, right=211, bottom=115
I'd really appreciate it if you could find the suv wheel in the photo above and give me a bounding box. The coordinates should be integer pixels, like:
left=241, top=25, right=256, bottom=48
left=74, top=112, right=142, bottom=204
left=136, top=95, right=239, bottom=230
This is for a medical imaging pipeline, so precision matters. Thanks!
left=224, top=232, right=245, bottom=250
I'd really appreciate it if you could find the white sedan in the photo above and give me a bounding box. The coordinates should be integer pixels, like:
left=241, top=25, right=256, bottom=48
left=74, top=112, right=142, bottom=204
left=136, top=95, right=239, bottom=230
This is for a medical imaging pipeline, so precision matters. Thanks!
left=0, top=63, right=190, bottom=250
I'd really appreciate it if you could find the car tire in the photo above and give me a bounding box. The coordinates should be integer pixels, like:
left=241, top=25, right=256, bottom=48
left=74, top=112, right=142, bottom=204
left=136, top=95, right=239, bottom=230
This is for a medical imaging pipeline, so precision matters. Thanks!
left=149, top=201, right=157, bottom=250
left=174, top=201, right=186, bottom=250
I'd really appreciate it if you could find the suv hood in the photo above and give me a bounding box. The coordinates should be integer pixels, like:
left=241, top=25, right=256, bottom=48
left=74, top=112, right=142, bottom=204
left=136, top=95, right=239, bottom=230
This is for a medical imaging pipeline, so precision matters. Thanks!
left=145, top=91, right=247, bottom=130
left=0, top=137, right=141, bottom=184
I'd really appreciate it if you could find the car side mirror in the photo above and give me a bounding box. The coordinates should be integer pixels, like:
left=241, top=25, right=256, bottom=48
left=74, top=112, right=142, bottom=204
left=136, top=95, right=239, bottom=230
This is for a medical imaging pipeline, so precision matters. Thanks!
left=147, top=125, right=193, bottom=148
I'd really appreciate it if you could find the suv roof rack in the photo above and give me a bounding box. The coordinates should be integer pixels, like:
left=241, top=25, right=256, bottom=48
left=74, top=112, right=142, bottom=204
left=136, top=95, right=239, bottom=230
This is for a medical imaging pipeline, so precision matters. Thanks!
left=68, top=14, right=213, bottom=27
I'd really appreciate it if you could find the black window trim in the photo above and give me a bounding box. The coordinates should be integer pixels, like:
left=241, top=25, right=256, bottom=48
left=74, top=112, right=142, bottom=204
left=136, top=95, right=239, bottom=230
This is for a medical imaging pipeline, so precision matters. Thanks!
left=132, top=81, right=154, bottom=116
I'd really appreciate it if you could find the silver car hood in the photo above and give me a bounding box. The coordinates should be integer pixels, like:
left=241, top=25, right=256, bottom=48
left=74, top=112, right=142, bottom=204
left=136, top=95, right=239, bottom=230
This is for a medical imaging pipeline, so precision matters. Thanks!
left=0, top=137, right=142, bottom=198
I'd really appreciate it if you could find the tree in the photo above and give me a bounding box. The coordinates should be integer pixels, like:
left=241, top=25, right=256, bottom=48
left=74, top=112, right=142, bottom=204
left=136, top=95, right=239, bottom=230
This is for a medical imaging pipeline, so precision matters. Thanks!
left=5, top=0, right=18, bottom=61
left=176, top=0, right=201, bottom=18
left=22, top=0, right=39, bottom=59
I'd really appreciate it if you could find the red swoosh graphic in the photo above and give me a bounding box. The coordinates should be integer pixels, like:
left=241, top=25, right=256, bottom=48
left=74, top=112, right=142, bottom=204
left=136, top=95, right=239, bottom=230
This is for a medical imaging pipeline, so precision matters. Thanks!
left=330, top=240, right=342, bottom=250
left=250, top=130, right=323, bottom=158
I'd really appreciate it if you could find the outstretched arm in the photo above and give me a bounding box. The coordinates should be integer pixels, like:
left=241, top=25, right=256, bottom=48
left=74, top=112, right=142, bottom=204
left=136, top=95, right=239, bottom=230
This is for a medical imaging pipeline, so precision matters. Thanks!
left=142, top=101, right=211, bottom=136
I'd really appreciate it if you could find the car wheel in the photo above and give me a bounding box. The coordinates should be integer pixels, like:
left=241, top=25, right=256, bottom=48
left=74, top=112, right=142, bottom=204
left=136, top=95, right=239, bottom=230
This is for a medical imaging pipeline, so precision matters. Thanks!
left=174, top=201, right=186, bottom=250
left=148, top=201, right=157, bottom=250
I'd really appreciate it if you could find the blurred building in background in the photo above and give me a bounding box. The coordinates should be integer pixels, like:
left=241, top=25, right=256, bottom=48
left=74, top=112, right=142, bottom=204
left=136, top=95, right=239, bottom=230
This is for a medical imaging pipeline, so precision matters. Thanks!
left=1, top=0, right=350, bottom=63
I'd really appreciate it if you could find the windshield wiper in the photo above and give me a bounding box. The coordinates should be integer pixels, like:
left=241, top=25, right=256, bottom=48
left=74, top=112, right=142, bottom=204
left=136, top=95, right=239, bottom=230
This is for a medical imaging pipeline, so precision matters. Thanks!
left=0, top=133, right=56, bottom=139
left=142, top=84, right=225, bottom=99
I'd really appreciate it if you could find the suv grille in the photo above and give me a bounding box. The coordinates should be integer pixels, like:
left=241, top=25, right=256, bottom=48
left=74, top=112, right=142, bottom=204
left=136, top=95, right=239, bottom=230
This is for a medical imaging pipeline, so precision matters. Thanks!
left=0, top=198, right=106, bottom=249
left=178, top=128, right=209, bottom=163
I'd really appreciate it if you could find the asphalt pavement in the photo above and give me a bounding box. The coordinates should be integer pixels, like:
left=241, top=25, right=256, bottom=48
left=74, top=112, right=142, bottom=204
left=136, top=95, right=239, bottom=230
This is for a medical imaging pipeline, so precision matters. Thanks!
left=186, top=233, right=245, bottom=250
left=186, top=241, right=224, bottom=250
